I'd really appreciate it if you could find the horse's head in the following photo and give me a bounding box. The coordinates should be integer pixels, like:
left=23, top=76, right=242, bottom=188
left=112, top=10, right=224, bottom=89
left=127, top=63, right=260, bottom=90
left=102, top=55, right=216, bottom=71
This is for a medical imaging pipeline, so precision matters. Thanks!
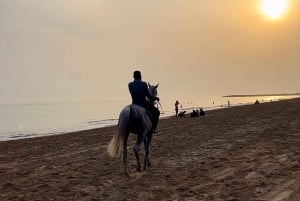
left=148, top=82, right=159, bottom=98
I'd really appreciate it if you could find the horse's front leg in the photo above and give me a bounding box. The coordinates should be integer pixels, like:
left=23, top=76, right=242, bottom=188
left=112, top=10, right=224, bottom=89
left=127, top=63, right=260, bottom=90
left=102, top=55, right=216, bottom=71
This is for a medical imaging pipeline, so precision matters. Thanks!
left=134, top=131, right=146, bottom=172
left=143, top=132, right=153, bottom=171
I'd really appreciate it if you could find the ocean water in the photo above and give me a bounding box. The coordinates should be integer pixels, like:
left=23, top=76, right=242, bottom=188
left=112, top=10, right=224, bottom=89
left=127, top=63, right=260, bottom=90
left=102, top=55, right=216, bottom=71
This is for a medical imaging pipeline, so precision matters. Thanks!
left=0, top=100, right=127, bottom=141
left=0, top=95, right=298, bottom=141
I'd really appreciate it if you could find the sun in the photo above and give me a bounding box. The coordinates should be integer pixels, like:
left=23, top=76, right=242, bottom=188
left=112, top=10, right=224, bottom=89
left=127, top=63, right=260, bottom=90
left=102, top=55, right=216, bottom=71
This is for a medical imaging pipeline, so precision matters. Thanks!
left=260, top=0, right=288, bottom=20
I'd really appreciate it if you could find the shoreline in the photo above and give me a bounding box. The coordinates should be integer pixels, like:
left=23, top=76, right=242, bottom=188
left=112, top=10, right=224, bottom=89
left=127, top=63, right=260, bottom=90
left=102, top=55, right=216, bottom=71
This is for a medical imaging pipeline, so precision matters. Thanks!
left=2, top=95, right=298, bottom=142
left=0, top=100, right=260, bottom=142
left=0, top=96, right=290, bottom=143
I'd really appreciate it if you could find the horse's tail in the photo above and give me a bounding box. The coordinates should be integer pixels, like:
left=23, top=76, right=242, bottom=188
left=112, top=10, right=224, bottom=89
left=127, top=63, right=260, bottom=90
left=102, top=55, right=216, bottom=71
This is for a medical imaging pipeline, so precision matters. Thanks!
left=107, top=106, right=130, bottom=158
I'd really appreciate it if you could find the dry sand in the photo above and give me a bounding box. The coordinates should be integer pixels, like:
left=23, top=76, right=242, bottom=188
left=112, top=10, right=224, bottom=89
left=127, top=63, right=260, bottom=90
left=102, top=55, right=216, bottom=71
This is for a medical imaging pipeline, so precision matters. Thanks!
left=1, top=98, right=300, bottom=201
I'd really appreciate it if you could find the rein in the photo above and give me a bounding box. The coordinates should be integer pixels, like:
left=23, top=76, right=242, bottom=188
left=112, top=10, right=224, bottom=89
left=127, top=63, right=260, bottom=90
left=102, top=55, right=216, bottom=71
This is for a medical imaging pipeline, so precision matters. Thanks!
left=157, top=101, right=162, bottom=112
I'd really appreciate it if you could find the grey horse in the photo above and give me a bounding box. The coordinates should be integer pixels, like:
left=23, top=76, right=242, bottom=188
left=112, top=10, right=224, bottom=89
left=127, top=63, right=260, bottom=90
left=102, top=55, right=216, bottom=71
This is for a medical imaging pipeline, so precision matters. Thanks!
left=107, top=83, right=159, bottom=177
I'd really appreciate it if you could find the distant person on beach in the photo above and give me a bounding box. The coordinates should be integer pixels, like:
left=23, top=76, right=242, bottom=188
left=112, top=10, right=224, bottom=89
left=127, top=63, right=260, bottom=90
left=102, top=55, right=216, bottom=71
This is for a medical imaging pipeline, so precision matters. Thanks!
left=190, top=109, right=200, bottom=118
left=254, top=100, right=260, bottom=105
left=200, top=108, right=205, bottom=116
left=175, top=100, right=180, bottom=117
left=128, top=70, right=160, bottom=132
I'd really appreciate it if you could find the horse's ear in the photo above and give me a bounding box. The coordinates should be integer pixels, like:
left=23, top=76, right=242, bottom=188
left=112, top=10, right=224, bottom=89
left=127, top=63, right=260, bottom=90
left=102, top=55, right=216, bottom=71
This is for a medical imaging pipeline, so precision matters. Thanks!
left=155, top=83, right=159, bottom=88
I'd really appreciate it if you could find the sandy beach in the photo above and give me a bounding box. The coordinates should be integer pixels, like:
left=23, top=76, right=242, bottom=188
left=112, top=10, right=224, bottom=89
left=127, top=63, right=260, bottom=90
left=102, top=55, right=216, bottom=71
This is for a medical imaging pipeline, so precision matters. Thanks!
left=1, top=98, right=300, bottom=201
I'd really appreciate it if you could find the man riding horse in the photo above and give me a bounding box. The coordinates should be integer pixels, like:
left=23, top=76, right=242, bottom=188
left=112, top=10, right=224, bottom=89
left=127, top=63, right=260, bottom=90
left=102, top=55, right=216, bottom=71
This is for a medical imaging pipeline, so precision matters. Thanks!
left=107, top=71, right=160, bottom=176
left=128, top=70, right=160, bottom=133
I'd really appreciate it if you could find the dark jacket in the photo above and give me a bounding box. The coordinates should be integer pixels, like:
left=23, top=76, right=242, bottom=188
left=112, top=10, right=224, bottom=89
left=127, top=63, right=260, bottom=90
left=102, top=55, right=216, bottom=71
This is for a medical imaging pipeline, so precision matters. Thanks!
left=128, top=80, right=157, bottom=106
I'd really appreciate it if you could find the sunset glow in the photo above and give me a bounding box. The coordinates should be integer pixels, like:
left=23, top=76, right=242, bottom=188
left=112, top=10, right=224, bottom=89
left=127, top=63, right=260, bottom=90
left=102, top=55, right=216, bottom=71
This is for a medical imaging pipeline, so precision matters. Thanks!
left=260, top=0, right=288, bottom=20
left=1, top=0, right=300, bottom=106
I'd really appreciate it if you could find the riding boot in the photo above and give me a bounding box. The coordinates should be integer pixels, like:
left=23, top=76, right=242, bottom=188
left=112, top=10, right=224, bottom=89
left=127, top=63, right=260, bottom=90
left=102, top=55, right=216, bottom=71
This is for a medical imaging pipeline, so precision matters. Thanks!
left=152, top=112, right=159, bottom=133
left=152, top=120, right=158, bottom=133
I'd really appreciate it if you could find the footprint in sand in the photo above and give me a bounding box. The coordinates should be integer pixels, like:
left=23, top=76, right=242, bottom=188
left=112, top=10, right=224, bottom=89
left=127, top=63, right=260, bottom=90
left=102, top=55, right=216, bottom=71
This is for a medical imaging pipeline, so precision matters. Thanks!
left=210, top=167, right=235, bottom=180
left=128, top=171, right=147, bottom=179
left=263, top=179, right=296, bottom=201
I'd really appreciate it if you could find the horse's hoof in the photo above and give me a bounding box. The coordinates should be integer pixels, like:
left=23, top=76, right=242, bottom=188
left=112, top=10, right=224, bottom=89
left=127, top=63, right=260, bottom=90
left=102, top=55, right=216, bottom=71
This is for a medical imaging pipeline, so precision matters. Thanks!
left=136, top=164, right=142, bottom=172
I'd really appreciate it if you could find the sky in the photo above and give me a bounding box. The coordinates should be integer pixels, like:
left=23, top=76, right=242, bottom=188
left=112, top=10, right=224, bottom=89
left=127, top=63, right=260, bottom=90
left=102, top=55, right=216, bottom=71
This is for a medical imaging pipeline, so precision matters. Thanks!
left=1, top=0, right=300, bottom=104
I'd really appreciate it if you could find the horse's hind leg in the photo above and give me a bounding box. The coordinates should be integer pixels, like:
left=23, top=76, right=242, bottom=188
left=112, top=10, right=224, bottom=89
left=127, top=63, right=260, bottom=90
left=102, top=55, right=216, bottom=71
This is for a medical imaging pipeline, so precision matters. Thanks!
left=143, top=132, right=153, bottom=171
left=123, top=132, right=130, bottom=178
left=134, top=132, right=147, bottom=172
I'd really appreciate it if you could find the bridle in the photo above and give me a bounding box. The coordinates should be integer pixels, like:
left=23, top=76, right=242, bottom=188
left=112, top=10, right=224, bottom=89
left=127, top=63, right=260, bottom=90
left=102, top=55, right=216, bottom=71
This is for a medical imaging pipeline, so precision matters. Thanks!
left=148, top=85, right=162, bottom=112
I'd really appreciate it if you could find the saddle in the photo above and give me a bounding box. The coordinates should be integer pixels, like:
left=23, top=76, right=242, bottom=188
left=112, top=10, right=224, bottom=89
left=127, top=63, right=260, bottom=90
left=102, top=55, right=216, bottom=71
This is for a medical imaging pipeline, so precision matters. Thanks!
left=130, top=104, right=154, bottom=121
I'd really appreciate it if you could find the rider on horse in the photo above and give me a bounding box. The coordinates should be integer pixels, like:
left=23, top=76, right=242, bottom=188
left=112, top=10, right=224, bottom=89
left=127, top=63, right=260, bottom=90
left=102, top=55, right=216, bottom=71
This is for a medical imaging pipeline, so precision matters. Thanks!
left=128, top=70, right=160, bottom=133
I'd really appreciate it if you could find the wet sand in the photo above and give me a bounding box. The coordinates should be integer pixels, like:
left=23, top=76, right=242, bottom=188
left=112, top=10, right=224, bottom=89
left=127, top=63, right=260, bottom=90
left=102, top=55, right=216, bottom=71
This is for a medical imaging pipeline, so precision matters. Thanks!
left=1, top=98, right=300, bottom=201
